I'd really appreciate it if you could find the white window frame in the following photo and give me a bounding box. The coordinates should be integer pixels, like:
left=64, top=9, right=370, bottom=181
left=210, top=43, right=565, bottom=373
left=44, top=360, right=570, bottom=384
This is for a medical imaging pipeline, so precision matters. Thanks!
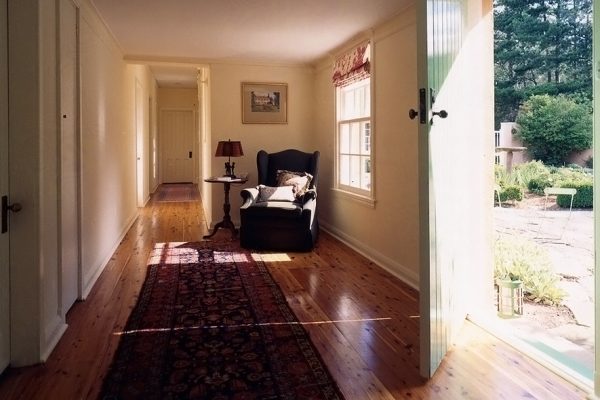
left=334, top=76, right=375, bottom=205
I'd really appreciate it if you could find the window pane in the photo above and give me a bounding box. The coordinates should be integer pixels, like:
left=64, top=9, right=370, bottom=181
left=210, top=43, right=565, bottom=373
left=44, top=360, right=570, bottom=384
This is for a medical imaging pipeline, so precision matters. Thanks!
left=350, top=122, right=360, bottom=154
left=340, top=123, right=350, bottom=154
left=361, top=122, right=371, bottom=155
left=340, top=155, right=350, bottom=185
left=350, top=155, right=360, bottom=188
left=361, top=156, right=371, bottom=190
left=341, top=90, right=355, bottom=120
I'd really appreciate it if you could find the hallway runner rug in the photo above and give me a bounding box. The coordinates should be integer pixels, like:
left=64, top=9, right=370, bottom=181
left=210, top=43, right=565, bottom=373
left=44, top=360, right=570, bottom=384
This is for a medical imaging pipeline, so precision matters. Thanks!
left=155, top=183, right=200, bottom=202
left=101, top=242, right=344, bottom=400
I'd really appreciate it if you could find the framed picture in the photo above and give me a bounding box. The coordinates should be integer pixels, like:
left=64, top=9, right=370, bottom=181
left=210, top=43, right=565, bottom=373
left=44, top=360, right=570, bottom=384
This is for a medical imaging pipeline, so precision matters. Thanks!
left=241, top=82, right=288, bottom=124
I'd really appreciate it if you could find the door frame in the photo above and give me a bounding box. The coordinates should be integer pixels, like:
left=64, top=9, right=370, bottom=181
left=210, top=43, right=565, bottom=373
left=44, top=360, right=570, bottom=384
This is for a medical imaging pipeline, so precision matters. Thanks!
left=0, top=0, right=10, bottom=373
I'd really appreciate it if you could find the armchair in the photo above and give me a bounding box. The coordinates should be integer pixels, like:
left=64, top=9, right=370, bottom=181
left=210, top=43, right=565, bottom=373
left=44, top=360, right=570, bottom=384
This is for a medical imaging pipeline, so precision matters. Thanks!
left=240, top=149, right=319, bottom=251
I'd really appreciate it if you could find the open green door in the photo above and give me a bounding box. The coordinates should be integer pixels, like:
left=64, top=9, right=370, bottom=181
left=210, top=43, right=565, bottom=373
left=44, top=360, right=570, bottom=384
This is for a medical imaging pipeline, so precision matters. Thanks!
left=594, top=0, right=600, bottom=395
left=417, top=0, right=495, bottom=377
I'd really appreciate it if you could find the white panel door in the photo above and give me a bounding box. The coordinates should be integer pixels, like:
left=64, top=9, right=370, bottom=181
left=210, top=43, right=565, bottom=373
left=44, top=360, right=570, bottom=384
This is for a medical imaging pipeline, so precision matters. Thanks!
left=59, top=0, right=79, bottom=315
left=135, top=80, right=145, bottom=206
left=161, top=109, right=194, bottom=183
left=418, top=0, right=492, bottom=377
left=0, top=0, right=9, bottom=373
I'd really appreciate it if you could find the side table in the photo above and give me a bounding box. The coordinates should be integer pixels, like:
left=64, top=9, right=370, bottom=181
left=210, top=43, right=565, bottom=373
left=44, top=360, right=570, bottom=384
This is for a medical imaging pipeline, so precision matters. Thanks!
left=203, top=176, right=248, bottom=239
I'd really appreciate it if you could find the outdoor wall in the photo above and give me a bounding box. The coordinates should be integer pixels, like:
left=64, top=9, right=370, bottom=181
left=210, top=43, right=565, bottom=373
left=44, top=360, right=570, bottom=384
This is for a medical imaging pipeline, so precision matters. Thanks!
left=208, top=63, right=314, bottom=228
left=498, top=121, right=593, bottom=168
left=313, top=7, right=420, bottom=288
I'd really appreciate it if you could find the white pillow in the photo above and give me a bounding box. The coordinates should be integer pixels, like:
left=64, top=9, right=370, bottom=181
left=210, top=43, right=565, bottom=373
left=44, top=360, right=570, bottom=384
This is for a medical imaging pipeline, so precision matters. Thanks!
left=257, top=185, right=296, bottom=202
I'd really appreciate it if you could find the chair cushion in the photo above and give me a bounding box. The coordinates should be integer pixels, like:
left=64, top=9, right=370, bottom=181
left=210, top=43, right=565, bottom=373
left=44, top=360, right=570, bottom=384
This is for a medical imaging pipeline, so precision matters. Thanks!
left=257, top=185, right=296, bottom=202
left=276, top=170, right=313, bottom=199
left=243, top=200, right=303, bottom=219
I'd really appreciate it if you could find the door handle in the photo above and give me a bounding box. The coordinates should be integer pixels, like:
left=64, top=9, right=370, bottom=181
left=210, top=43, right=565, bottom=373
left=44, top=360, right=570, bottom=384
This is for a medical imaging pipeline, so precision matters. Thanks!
left=2, top=195, right=22, bottom=234
left=432, top=110, right=448, bottom=119
left=411, top=88, right=426, bottom=124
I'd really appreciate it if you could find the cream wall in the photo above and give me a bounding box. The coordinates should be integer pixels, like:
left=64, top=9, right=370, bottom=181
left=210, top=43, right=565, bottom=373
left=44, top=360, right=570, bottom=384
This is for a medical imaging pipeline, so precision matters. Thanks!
left=207, top=63, right=314, bottom=228
left=314, top=9, right=420, bottom=288
left=79, top=0, right=156, bottom=298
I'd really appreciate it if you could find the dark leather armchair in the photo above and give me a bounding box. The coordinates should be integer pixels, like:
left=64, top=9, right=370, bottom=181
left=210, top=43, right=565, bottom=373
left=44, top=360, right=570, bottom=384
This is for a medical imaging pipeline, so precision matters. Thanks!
left=240, top=149, right=319, bottom=251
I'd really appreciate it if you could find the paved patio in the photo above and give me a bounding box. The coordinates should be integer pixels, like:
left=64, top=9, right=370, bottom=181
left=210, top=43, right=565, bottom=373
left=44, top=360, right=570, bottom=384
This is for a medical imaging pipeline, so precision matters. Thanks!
left=494, top=204, right=594, bottom=375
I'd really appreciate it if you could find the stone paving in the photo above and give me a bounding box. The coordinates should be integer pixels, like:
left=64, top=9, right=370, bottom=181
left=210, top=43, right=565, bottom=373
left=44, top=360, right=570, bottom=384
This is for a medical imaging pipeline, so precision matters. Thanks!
left=494, top=204, right=594, bottom=372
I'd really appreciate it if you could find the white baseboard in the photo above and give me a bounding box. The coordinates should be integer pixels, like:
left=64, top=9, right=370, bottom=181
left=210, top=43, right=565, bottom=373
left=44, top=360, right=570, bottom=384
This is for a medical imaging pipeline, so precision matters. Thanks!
left=320, top=220, right=419, bottom=290
left=80, top=210, right=139, bottom=300
left=41, top=317, right=68, bottom=362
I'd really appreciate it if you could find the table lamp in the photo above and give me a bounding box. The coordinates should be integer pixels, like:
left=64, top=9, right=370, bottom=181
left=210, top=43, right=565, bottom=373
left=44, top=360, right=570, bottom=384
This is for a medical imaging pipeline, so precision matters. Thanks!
left=215, top=139, right=243, bottom=177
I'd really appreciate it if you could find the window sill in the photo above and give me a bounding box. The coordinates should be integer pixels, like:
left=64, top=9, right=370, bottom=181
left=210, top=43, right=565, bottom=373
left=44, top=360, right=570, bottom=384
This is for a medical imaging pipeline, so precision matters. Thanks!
left=332, top=188, right=376, bottom=208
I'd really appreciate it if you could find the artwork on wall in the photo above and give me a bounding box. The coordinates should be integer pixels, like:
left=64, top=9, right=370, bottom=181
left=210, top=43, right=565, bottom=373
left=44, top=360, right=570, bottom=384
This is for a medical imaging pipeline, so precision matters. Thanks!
left=241, top=82, right=288, bottom=124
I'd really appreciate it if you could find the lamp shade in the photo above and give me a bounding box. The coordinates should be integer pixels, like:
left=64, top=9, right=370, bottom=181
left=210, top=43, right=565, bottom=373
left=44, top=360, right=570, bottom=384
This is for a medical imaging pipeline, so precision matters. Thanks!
left=215, top=140, right=244, bottom=157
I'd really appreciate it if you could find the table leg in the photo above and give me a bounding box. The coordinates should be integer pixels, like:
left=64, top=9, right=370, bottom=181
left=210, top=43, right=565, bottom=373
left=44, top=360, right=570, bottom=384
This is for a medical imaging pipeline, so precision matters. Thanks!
left=203, top=182, right=238, bottom=239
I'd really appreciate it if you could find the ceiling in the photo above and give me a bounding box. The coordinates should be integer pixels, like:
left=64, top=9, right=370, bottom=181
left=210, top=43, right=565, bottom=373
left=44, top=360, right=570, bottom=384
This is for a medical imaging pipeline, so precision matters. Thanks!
left=90, top=0, right=409, bottom=87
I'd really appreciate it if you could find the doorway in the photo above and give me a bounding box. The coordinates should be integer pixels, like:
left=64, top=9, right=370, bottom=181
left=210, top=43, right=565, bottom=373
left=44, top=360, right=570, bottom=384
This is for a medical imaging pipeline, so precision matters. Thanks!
left=160, top=109, right=195, bottom=183
left=488, top=0, right=595, bottom=389
left=0, top=0, right=10, bottom=374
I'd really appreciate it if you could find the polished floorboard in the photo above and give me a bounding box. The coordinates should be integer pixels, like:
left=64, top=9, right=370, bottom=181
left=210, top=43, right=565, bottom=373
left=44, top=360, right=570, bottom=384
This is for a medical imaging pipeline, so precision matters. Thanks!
left=0, top=187, right=587, bottom=399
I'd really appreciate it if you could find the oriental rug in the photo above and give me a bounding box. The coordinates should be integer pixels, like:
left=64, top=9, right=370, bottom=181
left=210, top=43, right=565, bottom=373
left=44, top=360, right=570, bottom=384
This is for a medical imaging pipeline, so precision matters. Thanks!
left=101, top=242, right=344, bottom=400
left=155, top=183, right=200, bottom=202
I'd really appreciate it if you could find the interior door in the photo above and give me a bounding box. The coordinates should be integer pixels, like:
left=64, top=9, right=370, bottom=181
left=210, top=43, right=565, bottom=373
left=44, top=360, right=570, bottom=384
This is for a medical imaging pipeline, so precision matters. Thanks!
left=59, top=0, right=79, bottom=314
left=417, top=0, right=494, bottom=377
left=161, top=109, right=194, bottom=183
left=135, top=80, right=145, bottom=206
left=0, top=0, right=10, bottom=373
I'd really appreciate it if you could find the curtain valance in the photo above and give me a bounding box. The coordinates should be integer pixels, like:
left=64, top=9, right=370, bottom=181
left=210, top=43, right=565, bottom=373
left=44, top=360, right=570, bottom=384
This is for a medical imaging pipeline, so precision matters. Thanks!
left=332, top=41, right=371, bottom=87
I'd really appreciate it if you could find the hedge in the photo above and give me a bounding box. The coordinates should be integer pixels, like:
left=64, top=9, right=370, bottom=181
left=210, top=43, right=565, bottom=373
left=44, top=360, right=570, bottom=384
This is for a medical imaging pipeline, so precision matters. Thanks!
left=556, top=182, right=593, bottom=208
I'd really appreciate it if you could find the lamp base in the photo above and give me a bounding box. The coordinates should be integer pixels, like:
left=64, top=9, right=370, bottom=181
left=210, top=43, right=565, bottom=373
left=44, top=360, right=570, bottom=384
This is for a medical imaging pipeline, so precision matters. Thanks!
left=224, top=161, right=236, bottom=178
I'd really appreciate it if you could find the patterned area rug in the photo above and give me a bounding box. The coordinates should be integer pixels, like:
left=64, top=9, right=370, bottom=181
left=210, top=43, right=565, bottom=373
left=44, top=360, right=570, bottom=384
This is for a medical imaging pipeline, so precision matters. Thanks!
left=101, top=242, right=344, bottom=400
left=155, top=184, right=200, bottom=202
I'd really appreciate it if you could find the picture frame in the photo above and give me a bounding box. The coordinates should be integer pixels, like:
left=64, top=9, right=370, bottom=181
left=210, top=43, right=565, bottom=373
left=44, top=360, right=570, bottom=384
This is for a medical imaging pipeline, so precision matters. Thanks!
left=241, top=82, right=288, bottom=124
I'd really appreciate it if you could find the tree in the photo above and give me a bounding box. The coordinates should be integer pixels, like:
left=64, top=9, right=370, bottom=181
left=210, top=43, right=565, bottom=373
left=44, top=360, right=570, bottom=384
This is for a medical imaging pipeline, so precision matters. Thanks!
left=515, top=94, right=591, bottom=166
left=494, top=0, right=592, bottom=127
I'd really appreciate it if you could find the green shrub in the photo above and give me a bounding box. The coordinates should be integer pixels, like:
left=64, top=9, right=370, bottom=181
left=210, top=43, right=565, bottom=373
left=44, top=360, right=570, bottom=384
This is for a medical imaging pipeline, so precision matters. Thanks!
left=585, top=156, right=593, bottom=169
left=556, top=181, right=593, bottom=208
left=516, top=95, right=592, bottom=166
left=494, top=237, right=565, bottom=305
left=513, top=160, right=550, bottom=189
left=527, top=176, right=552, bottom=195
left=499, top=185, right=523, bottom=202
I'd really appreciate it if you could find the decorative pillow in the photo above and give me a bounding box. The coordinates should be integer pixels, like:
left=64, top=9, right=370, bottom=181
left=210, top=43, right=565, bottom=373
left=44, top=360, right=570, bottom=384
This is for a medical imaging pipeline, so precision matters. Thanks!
left=276, top=170, right=313, bottom=199
left=257, top=185, right=296, bottom=202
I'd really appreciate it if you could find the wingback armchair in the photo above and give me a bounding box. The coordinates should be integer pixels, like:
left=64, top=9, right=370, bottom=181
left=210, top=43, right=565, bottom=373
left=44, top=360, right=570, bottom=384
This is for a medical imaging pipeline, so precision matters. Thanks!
left=240, top=149, right=319, bottom=251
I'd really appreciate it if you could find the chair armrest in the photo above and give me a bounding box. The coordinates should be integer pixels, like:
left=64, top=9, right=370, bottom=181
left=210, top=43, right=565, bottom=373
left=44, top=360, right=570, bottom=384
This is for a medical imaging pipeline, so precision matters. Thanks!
left=302, top=189, right=317, bottom=201
left=241, top=187, right=259, bottom=209
left=301, top=196, right=317, bottom=225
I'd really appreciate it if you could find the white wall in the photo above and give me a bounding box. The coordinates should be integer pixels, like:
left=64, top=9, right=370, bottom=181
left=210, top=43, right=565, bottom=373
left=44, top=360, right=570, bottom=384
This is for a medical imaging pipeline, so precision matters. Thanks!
left=314, top=9, right=421, bottom=287
left=208, top=63, right=315, bottom=228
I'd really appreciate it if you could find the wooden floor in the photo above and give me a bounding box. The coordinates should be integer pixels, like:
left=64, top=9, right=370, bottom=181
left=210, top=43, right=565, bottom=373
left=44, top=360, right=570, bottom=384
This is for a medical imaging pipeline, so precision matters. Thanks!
left=0, top=187, right=587, bottom=399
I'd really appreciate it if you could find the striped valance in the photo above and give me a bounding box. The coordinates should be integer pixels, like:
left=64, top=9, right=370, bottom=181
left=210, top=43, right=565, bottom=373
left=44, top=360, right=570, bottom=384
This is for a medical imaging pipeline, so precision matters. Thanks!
left=332, top=41, right=371, bottom=87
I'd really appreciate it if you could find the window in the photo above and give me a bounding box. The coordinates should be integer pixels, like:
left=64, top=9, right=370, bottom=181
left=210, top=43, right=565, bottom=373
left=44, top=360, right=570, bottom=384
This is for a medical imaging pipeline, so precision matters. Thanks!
left=337, top=78, right=371, bottom=193
left=333, top=41, right=372, bottom=198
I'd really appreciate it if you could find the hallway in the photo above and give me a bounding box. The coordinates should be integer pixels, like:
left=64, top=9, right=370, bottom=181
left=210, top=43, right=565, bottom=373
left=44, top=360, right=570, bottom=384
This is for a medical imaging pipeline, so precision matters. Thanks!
left=0, top=186, right=586, bottom=399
